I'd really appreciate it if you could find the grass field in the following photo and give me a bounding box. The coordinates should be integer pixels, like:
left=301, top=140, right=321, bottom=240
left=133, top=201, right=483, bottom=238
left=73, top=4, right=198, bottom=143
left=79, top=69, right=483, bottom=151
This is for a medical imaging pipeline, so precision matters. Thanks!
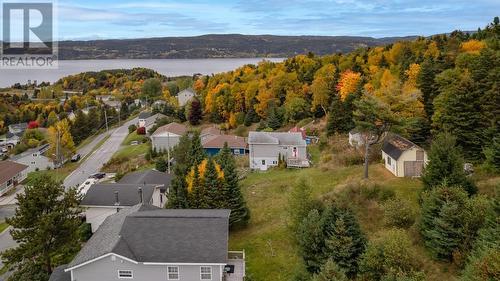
left=229, top=163, right=460, bottom=281
left=121, top=131, right=147, bottom=145
left=113, top=143, right=149, bottom=159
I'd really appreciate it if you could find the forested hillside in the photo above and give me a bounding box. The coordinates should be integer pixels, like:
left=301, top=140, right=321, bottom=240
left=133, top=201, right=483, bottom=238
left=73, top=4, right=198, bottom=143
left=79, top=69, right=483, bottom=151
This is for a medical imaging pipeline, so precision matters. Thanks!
left=193, top=18, right=500, bottom=162
left=57, top=34, right=417, bottom=60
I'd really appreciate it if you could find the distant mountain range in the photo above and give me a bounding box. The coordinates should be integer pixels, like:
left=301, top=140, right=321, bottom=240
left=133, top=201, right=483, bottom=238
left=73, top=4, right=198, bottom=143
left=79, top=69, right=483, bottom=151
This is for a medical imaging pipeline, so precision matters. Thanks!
left=55, top=34, right=419, bottom=60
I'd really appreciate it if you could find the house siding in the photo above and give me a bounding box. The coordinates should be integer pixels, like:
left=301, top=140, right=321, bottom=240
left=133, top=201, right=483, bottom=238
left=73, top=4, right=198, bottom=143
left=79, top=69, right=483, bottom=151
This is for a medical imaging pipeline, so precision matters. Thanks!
left=249, top=144, right=307, bottom=171
left=151, top=134, right=181, bottom=152
left=0, top=169, right=27, bottom=196
left=382, top=148, right=428, bottom=177
left=84, top=207, right=119, bottom=233
left=70, top=255, right=223, bottom=281
left=205, top=148, right=247, bottom=156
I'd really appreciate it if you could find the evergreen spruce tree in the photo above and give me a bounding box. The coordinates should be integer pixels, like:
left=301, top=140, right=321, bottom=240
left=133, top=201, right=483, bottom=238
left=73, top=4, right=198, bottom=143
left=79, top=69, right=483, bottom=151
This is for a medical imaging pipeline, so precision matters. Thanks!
left=326, top=94, right=355, bottom=136
left=166, top=164, right=189, bottom=208
left=419, top=185, right=489, bottom=261
left=217, top=143, right=250, bottom=228
left=188, top=131, right=206, bottom=167
left=3, top=174, right=81, bottom=279
left=324, top=210, right=366, bottom=277
left=288, top=178, right=314, bottom=235
left=297, top=209, right=326, bottom=273
left=311, top=259, right=349, bottom=281
left=204, top=158, right=223, bottom=208
left=421, top=133, right=476, bottom=195
left=244, top=108, right=259, bottom=126
left=432, top=69, right=484, bottom=160
left=190, top=166, right=207, bottom=208
left=267, top=106, right=282, bottom=130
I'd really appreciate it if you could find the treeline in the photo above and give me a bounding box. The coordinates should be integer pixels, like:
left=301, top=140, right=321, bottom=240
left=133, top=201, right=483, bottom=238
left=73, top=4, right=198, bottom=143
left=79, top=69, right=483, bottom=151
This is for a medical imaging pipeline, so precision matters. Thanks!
left=192, top=18, right=500, bottom=162
left=289, top=133, right=498, bottom=281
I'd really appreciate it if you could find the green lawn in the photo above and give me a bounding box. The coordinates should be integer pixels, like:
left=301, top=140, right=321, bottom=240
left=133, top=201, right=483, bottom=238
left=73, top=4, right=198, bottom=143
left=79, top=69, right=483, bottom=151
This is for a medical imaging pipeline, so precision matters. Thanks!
left=113, top=143, right=149, bottom=159
left=229, top=164, right=453, bottom=281
left=122, top=131, right=147, bottom=145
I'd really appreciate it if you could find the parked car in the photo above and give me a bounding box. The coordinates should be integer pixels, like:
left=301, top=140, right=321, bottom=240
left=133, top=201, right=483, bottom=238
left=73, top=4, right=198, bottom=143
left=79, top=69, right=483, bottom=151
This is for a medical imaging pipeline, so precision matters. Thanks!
left=71, top=153, right=81, bottom=162
left=90, top=172, right=106, bottom=179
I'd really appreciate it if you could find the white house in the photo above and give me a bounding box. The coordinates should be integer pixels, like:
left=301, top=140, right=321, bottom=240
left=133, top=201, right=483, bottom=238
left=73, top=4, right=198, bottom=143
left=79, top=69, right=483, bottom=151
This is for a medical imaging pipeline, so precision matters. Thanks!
left=0, top=160, right=28, bottom=196
left=381, top=134, right=428, bottom=177
left=150, top=122, right=188, bottom=152
left=137, top=112, right=166, bottom=132
left=248, top=131, right=309, bottom=171
left=10, top=144, right=55, bottom=173
left=177, top=88, right=196, bottom=107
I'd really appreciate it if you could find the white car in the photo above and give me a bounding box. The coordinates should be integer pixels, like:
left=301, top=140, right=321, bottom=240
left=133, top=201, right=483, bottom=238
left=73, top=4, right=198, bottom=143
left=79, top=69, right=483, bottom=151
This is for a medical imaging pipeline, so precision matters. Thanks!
left=77, top=178, right=97, bottom=196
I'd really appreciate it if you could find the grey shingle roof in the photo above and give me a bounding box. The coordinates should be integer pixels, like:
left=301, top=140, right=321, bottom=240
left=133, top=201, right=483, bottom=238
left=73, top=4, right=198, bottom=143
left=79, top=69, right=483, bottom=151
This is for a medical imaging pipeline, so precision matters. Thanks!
left=49, top=265, right=70, bottom=281
left=248, top=131, right=306, bottom=146
left=9, top=144, right=50, bottom=161
left=67, top=205, right=230, bottom=269
left=382, top=134, right=419, bottom=160
left=80, top=184, right=156, bottom=206
left=0, top=160, right=28, bottom=185
left=118, top=169, right=172, bottom=186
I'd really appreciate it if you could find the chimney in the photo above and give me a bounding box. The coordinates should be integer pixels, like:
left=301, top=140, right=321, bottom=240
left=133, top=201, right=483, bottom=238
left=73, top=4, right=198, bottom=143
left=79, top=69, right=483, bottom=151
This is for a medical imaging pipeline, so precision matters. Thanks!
left=138, top=187, right=143, bottom=204
left=114, top=191, right=120, bottom=212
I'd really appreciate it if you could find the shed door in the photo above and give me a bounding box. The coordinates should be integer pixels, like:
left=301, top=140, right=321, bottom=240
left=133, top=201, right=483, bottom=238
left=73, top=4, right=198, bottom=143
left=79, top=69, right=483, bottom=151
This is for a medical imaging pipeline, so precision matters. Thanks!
left=404, top=161, right=424, bottom=177
left=416, top=150, right=424, bottom=161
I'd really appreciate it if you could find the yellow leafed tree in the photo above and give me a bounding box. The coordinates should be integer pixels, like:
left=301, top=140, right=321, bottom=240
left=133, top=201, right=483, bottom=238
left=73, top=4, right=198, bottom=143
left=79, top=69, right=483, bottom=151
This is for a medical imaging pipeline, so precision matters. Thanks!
left=337, top=70, right=361, bottom=100
left=186, top=159, right=224, bottom=193
left=461, top=40, right=486, bottom=54
left=47, top=119, right=76, bottom=163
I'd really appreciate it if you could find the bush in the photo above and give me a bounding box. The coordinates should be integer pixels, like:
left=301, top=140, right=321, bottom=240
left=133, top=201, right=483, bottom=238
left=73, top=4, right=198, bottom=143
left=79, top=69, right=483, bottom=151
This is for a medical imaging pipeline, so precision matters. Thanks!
left=359, top=229, right=422, bottom=281
left=136, top=126, right=146, bottom=135
left=234, top=125, right=247, bottom=137
left=78, top=223, right=92, bottom=241
left=382, top=197, right=416, bottom=228
left=155, top=158, right=167, bottom=172
left=128, top=124, right=137, bottom=134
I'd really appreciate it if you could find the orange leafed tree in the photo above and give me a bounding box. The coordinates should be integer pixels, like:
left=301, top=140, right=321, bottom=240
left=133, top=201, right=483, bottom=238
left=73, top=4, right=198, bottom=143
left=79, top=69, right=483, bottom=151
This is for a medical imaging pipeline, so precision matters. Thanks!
left=337, top=70, right=361, bottom=100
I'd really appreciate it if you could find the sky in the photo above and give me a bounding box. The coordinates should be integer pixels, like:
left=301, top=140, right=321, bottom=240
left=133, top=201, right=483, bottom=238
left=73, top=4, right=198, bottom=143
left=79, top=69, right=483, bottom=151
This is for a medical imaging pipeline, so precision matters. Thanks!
left=4, top=0, right=500, bottom=40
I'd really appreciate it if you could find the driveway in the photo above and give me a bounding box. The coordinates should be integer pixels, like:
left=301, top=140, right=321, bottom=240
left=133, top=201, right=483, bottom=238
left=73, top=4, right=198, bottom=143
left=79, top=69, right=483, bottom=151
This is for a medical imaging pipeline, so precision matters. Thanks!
left=63, top=118, right=137, bottom=189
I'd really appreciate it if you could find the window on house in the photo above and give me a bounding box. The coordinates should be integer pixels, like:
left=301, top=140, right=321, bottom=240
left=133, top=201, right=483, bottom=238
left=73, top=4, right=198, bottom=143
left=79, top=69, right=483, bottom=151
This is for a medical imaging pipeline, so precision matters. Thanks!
left=234, top=149, right=240, bottom=155
left=118, top=270, right=133, bottom=279
left=261, top=160, right=265, bottom=165
left=272, top=160, right=277, bottom=165
left=387, top=157, right=391, bottom=165
left=200, top=266, right=212, bottom=280
left=167, top=266, right=179, bottom=280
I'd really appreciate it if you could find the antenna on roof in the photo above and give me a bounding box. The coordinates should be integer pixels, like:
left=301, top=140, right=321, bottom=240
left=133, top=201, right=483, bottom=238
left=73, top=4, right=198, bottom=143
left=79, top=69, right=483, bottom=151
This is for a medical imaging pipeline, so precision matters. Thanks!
left=114, top=191, right=120, bottom=212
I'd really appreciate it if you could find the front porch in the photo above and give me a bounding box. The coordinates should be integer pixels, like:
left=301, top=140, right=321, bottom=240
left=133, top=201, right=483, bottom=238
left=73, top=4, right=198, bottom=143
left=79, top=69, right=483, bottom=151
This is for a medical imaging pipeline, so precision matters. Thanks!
left=287, top=158, right=310, bottom=168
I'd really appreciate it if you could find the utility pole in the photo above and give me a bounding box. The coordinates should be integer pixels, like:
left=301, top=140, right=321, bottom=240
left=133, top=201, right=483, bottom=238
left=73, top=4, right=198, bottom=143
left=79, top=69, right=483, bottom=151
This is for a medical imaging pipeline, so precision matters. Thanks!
left=56, top=130, right=60, bottom=168
left=104, top=109, right=109, bottom=132
left=167, top=132, right=170, bottom=174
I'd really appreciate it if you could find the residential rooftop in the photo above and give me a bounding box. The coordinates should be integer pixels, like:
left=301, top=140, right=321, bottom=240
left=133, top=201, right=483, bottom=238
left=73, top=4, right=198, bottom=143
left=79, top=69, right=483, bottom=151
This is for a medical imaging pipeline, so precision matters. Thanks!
left=66, top=205, right=230, bottom=269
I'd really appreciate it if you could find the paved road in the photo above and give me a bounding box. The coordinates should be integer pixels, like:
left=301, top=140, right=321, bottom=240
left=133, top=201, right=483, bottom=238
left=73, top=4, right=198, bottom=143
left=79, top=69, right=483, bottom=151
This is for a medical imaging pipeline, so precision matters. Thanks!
left=63, top=118, right=137, bottom=189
